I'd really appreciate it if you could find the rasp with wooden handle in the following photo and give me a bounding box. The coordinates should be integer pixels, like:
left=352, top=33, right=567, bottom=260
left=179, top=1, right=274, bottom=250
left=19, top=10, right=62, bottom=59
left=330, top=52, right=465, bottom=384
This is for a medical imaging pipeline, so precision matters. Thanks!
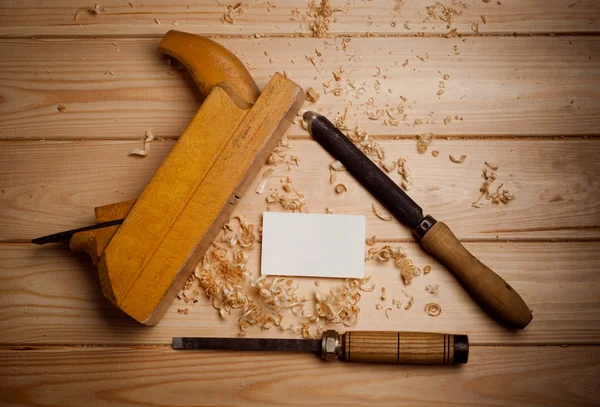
left=303, top=111, right=532, bottom=329
left=173, top=330, right=469, bottom=365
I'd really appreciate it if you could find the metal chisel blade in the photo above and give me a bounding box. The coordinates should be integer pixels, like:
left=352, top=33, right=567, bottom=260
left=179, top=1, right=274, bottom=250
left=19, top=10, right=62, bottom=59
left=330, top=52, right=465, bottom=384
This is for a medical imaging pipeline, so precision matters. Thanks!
left=173, top=337, right=321, bottom=353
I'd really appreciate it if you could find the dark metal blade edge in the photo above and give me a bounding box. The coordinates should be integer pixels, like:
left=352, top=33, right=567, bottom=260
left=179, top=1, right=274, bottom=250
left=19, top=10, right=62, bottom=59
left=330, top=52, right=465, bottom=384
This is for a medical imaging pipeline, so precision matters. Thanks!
left=305, top=111, right=424, bottom=229
left=172, top=337, right=321, bottom=352
left=31, top=219, right=125, bottom=245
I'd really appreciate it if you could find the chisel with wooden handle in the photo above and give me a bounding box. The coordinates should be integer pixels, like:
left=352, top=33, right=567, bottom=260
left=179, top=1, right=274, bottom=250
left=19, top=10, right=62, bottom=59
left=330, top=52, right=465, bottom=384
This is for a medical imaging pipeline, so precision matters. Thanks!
left=173, top=330, right=469, bottom=365
left=303, top=111, right=533, bottom=329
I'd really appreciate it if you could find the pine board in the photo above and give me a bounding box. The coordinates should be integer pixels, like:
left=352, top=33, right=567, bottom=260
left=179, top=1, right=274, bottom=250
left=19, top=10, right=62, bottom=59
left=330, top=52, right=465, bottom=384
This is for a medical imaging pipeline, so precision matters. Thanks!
left=1, top=139, right=599, bottom=242
left=0, top=37, right=598, bottom=140
left=0, top=0, right=599, bottom=37
left=0, top=241, right=598, bottom=346
left=0, top=345, right=598, bottom=407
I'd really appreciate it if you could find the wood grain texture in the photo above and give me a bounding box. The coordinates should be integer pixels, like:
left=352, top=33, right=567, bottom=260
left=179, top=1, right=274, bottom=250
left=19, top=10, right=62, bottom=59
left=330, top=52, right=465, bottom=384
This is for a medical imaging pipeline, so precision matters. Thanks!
left=0, top=345, right=597, bottom=407
left=2, top=139, right=598, bottom=241
left=0, top=0, right=599, bottom=37
left=421, top=221, right=533, bottom=329
left=342, top=331, right=459, bottom=364
left=0, top=37, right=598, bottom=140
left=0, top=241, right=598, bottom=345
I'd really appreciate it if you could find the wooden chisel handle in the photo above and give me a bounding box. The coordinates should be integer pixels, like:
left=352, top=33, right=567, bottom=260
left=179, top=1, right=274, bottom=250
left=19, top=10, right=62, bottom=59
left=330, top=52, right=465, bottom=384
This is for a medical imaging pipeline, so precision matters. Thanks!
left=304, top=111, right=533, bottom=329
left=322, top=330, right=468, bottom=364
left=418, top=220, right=533, bottom=329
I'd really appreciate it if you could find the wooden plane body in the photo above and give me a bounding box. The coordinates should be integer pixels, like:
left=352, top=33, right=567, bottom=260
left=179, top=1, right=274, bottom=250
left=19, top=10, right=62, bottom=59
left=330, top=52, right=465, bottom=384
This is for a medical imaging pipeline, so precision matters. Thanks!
left=69, top=31, right=304, bottom=325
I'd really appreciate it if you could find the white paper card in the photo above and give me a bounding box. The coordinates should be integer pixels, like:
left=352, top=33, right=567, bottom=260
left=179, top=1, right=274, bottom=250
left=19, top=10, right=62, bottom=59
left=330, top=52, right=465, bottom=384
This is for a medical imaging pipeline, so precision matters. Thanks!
left=261, top=212, right=366, bottom=279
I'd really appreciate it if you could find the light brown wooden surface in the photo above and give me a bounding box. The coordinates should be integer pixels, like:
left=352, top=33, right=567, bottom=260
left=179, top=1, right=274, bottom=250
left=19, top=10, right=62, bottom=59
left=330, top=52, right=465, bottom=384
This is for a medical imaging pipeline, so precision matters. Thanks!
left=0, top=346, right=598, bottom=407
left=1, top=0, right=599, bottom=405
left=0, top=37, right=598, bottom=140
left=2, top=139, right=599, bottom=241
left=0, top=0, right=598, bottom=37
left=1, top=241, right=598, bottom=346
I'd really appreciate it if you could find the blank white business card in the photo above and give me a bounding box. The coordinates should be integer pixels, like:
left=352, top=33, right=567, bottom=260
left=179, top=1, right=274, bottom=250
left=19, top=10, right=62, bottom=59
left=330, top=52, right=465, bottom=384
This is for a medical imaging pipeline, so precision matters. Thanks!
left=261, top=212, right=366, bottom=279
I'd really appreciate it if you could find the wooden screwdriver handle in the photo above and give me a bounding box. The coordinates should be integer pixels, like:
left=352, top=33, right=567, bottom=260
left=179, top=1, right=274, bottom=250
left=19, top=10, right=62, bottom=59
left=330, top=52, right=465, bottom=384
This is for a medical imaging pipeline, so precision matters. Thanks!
left=420, top=222, right=533, bottom=329
left=335, top=331, right=468, bottom=364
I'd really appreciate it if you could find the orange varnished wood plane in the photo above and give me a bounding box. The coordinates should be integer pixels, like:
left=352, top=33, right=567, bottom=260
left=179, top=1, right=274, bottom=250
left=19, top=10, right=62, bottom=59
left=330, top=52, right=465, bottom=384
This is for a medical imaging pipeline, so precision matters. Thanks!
left=33, top=30, right=304, bottom=325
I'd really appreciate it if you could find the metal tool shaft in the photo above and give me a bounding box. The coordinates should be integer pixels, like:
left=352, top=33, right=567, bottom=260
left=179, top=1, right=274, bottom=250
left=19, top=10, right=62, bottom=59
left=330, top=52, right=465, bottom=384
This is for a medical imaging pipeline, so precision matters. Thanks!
left=304, top=111, right=424, bottom=229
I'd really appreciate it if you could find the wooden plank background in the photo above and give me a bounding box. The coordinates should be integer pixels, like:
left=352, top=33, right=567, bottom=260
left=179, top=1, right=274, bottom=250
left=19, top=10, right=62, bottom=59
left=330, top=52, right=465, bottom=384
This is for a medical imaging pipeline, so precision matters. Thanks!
left=0, top=0, right=599, bottom=406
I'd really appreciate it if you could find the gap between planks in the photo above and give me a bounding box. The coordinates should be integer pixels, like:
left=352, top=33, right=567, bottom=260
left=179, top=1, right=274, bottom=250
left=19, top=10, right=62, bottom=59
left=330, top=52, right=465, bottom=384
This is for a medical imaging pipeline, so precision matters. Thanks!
left=4, top=32, right=600, bottom=40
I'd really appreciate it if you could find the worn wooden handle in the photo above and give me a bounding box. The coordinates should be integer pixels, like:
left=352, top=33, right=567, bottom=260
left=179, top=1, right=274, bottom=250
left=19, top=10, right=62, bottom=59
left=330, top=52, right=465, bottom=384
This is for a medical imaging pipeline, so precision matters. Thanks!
left=420, top=222, right=533, bottom=329
left=341, top=331, right=468, bottom=364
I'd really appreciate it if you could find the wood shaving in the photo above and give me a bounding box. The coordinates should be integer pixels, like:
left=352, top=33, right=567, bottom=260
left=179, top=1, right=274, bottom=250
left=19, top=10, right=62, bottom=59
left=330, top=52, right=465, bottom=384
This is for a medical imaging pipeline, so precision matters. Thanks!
left=313, top=278, right=372, bottom=327
left=221, top=2, right=247, bottom=24
left=154, top=17, right=161, bottom=25
left=385, top=307, right=392, bottom=319
left=425, top=284, right=439, bottom=294
left=443, top=74, right=450, bottom=80
left=372, top=203, right=392, bottom=221
left=365, top=235, right=377, bottom=246
left=367, top=246, right=423, bottom=286
left=335, top=184, right=347, bottom=194
left=481, top=15, right=487, bottom=24
left=425, top=1, right=468, bottom=28
left=485, top=161, right=499, bottom=171
left=472, top=166, right=516, bottom=207
left=376, top=303, right=383, bottom=310
left=403, top=290, right=414, bottom=310
left=74, top=3, right=105, bottom=20
left=266, top=191, right=307, bottom=212
left=449, top=154, right=466, bottom=163
left=177, top=308, right=189, bottom=315
left=305, top=87, right=320, bottom=102
left=308, top=0, right=340, bottom=38
left=325, top=207, right=334, bottom=214
left=444, top=116, right=452, bottom=125
left=255, top=168, right=274, bottom=194
left=398, top=157, right=412, bottom=191
left=128, top=129, right=154, bottom=157
left=381, top=287, right=386, bottom=301
left=57, top=104, right=66, bottom=112
left=425, top=302, right=442, bottom=317
left=431, top=150, right=440, bottom=157
left=423, top=265, right=432, bottom=274
left=417, top=133, right=433, bottom=154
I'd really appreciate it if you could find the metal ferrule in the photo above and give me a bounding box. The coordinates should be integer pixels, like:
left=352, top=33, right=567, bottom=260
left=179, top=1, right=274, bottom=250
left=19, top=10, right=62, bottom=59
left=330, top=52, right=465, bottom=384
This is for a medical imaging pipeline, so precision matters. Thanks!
left=321, top=330, right=341, bottom=361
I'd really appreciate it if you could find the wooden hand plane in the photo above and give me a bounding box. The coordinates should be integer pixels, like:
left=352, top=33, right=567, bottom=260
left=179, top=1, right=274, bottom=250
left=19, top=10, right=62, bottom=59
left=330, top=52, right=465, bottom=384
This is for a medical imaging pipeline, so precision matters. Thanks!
left=34, top=30, right=304, bottom=325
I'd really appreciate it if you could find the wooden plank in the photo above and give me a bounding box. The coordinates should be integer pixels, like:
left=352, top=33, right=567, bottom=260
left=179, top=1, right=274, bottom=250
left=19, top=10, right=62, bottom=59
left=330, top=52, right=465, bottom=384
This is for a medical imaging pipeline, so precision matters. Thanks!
left=0, top=345, right=598, bottom=407
left=0, top=241, right=598, bottom=345
left=1, top=139, right=599, bottom=241
left=0, top=0, right=599, bottom=37
left=0, top=37, right=598, bottom=140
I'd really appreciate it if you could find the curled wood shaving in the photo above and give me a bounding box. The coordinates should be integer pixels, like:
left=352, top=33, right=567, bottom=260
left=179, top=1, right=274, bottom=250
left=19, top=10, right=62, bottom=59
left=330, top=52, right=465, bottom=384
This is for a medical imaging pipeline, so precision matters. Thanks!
left=431, top=150, right=440, bottom=157
left=313, top=278, right=372, bottom=327
left=128, top=129, right=154, bottom=157
left=425, top=302, right=442, bottom=317
left=305, top=87, right=320, bottom=102
left=423, top=265, right=432, bottom=274
left=255, top=168, right=274, bottom=194
left=375, top=303, right=383, bottom=310
left=417, top=133, right=433, bottom=154
left=449, top=154, right=466, bottom=164
left=472, top=167, right=516, bottom=208
left=425, top=1, right=468, bottom=28
left=372, top=203, right=392, bottom=221
left=57, top=104, right=66, bottom=112
left=266, top=191, right=307, bottom=212
left=335, top=184, right=347, bottom=194
left=221, top=2, right=247, bottom=24
left=308, top=0, right=341, bottom=38
left=365, top=235, right=377, bottom=246
left=425, top=284, right=439, bottom=294
left=385, top=307, right=392, bottom=318
left=74, top=3, right=105, bottom=20
left=325, top=207, right=334, bottom=214
left=397, top=157, right=412, bottom=191
left=403, top=290, right=414, bottom=310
